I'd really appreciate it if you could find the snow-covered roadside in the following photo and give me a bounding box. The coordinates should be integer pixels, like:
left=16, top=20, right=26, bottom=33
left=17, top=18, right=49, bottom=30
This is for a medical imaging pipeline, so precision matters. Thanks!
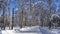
left=1, top=26, right=60, bottom=34
left=13, top=26, right=60, bottom=34
left=1, top=30, right=14, bottom=34
left=13, top=26, right=42, bottom=34
left=40, top=27, right=60, bottom=34
left=50, top=29, right=60, bottom=34
left=20, top=26, right=40, bottom=32
left=40, top=27, right=56, bottom=34
left=1, top=26, right=42, bottom=34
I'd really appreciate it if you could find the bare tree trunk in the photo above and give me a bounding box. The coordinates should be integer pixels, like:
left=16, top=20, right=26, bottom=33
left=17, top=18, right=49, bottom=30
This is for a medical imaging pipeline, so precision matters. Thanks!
left=11, top=8, right=14, bottom=29
left=48, top=0, right=52, bottom=29
left=3, top=6, right=5, bottom=30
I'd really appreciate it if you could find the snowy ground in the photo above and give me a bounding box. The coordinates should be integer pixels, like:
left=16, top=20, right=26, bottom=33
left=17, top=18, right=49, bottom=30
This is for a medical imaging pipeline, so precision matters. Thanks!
left=0, top=26, right=60, bottom=34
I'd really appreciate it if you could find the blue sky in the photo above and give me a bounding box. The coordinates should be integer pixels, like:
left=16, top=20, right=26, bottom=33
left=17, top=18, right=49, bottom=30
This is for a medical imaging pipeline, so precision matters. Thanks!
left=10, top=0, right=60, bottom=16
left=10, top=0, right=16, bottom=16
left=10, top=0, right=39, bottom=16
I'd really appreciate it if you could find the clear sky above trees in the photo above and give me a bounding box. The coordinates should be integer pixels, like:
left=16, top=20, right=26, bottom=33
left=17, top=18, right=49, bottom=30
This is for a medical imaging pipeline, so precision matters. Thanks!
left=10, top=0, right=60, bottom=16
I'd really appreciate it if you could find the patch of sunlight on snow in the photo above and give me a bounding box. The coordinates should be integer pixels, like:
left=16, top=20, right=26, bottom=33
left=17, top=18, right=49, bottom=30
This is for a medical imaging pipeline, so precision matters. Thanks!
left=7, top=30, right=14, bottom=34
left=20, top=27, right=31, bottom=31
left=52, top=31, right=58, bottom=34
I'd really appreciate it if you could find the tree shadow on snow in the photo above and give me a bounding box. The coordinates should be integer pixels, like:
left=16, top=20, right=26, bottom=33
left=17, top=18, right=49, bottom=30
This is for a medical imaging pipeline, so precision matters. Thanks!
left=0, top=30, right=2, bottom=34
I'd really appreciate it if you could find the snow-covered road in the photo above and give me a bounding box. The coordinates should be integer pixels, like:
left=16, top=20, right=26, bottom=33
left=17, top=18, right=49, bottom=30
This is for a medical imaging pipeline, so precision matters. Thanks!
left=0, top=30, right=42, bottom=34
left=0, top=26, right=60, bottom=34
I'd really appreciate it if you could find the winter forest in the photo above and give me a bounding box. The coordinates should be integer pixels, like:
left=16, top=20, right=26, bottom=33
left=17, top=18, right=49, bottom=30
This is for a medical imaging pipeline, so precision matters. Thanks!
left=11, top=0, right=60, bottom=28
left=0, top=0, right=60, bottom=34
